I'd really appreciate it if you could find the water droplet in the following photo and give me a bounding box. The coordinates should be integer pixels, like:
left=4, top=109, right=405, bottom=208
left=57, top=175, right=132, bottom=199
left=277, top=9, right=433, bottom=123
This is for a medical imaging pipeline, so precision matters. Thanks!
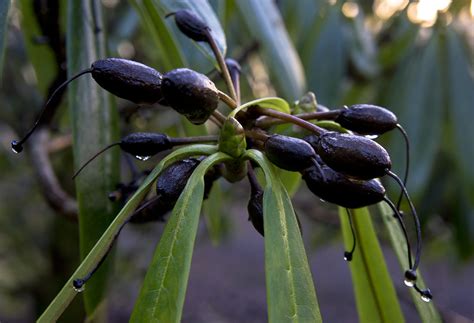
left=135, top=155, right=151, bottom=161
left=343, top=251, right=352, bottom=261
left=421, top=295, right=431, bottom=303
left=73, top=279, right=85, bottom=292
left=365, top=134, right=379, bottom=140
left=404, top=279, right=415, bottom=287
left=319, top=199, right=326, bottom=203
left=11, top=141, right=23, bottom=154
left=73, top=284, right=85, bottom=293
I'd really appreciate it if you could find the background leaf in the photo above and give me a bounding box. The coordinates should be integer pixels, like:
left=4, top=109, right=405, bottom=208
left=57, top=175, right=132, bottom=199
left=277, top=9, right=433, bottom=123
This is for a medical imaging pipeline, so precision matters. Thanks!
left=246, top=149, right=322, bottom=322
left=235, top=0, right=306, bottom=100
left=18, top=0, right=58, bottom=94
left=131, top=152, right=231, bottom=323
left=67, top=0, right=120, bottom=316
left=378, top=203, right=442, bottom=323
left=129, top=0, right=226, bottom=71
left=0, top=0, right=10, bottom=76
left=339, top=207, right=404, bottom=323
left=383, top=33, right=443, bottom=196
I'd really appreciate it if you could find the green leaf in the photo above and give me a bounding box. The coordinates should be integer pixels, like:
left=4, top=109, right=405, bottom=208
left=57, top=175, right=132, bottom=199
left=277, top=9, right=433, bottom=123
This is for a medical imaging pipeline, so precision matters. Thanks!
left=229, top=97, right=291, bottom=118
left=18, top=0, right=58, bottom=94
left=245, top=149, right=322, bottom=323
left=339, top=207, right=404, bottom=323
left=444, top=28, right=474, bottom=200
left=129, top=0, right=185, bottom=70
left=67, top=0, right=120, bottom=315
left=37, top=145, right=218, bottom=323
left=383, top=33, right=443, bottom=196
left=0, top=0, right=10, bottom=76
left=235, top=0, right=305, bottom=100
left=300, top=3, right=347, bottom=106
left=130, top=152, right=231, bottom=323
left=378, top=203, right=442, bottom=323
left=129, top=0, right=226, bottom=69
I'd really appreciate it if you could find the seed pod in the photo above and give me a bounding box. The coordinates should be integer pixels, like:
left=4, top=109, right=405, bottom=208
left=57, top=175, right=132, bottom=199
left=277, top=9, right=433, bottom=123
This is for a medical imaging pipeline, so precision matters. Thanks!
left=335, top=104, right=397, bottom=135
left=156, top=158, right=201, bottom=206
left=316, top=132, right=391, bottom=179
left=91, top=58, right=163, bottom=104
left=161, top=68, right=219, bottom=125
left=174, top=10, right=209, bottom=42
left=248, top=185, right=264, bottom=237
left=264, top=135, right=316, bottom=172
left=130, top=162, right=220, bottom=223
left=119, top=132, right=172, bottom=158
left=302, top=162, right=386, bottom=209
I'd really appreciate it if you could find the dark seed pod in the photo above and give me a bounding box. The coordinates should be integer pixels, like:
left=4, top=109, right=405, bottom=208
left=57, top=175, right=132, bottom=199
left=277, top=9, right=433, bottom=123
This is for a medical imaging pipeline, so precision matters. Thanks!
left=91, top=58, right=163, bottom=104
left=161, top=68, right=219, bottom=125
left=316, top=132, right=391, bottom=179
left=156, top=158, right=201, bottom=206
left=130, top=162, right=220, bottom=224
left=247, top=172, right=264, bottom=236
left=174, top=10, right=209, bottom=42
left=302, top=162, right=386, bottom=209
left=264, top=135, right=317, bottom=172
left=335, top=104, right=397, bottom=135
left=119, top=132, right=172, bottom=158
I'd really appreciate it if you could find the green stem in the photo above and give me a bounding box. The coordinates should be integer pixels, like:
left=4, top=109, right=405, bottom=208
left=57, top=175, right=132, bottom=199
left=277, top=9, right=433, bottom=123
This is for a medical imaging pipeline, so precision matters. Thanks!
left=256, top=110, right=341, bottom=128
left=170, top=135, right=219, bottom=145
left=253, top=107, right=326, bottom=135
left=218, top=90, right=237, bottom=109
left=206, top=29, right=237, bottom=101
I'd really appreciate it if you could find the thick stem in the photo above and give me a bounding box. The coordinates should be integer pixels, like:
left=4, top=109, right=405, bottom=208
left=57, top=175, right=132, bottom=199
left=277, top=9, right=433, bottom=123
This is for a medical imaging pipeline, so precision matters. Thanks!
left=169, top=135, right=219, bottom=145
left=256, top=110, right=341, bottom=128
left=253, top=107, right=326, bottom=135
left=218, top=90, right=237, bottom=109
left=212, top=110, right=227, bottom=125
left=205, top=30, right=237, bottom=101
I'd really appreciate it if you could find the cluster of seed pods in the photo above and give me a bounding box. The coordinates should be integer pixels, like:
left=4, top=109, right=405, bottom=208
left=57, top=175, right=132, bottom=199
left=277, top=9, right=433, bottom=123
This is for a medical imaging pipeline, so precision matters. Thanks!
left=11, top=9, right=431, bottom=302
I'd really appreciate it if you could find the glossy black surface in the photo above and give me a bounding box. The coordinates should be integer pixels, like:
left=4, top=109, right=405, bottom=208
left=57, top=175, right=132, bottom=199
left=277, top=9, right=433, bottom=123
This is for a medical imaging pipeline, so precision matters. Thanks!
left=175, top=10, right=209, bottom=42
left=335, top=104, right=397, bottom=135
left=264, top=135, right=317, bottom=172
left=91, top=58, right=162, bottom=104
left=119, top=132, right=172, bottom=157
left=302, top=162, right=386, bottom=208
left=316, top=132, right=391, bottom=179
left=162, top=68, right=219, bottom=124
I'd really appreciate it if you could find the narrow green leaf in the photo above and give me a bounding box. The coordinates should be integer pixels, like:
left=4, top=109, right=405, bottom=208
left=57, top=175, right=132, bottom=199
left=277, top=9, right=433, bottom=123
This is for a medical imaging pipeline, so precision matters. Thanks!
left=378, top=203, right=442, bottom=323
left=235, top=0, right=306, bottom=100
left=18, top=0, right=57, bottom=93
left=339, top=207, right=404, bottom=323
left=130, top=0, right=226, bottom=69
left=130, top=152, right=231, bottom=323
left=67, top=0, right=119, bottom=314
left=37, top=145, right=218, bottom=323
left=229, top=97, right=291, bottom=118
left=245, top=149, right=322, bottom=323
left=0, top=0, right=10, bottom=75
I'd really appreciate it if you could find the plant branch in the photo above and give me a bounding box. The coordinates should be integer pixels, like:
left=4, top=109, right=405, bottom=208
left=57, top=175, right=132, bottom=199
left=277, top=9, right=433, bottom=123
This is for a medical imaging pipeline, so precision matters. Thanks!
left=256, top=110, right=340, bottom=128
left=253, top=107, right=326, bottom=135
left=205, top=29, right=237, bottom=101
